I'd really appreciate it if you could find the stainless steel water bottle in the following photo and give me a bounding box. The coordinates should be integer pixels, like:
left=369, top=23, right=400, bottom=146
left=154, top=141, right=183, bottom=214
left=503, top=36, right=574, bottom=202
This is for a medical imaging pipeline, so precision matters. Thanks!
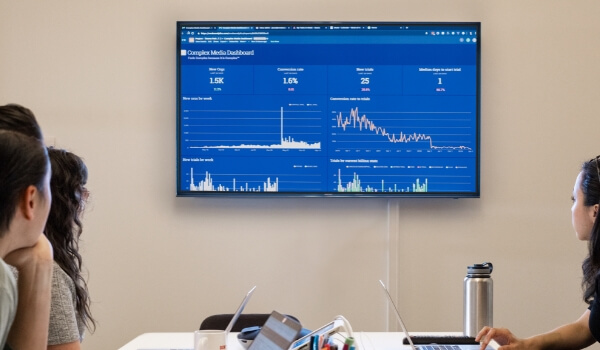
left=463, top=262, right=493, bottom=337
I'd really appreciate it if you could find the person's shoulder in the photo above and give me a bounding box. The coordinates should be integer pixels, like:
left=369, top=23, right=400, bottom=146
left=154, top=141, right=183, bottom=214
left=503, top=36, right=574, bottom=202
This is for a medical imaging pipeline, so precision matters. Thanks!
left=52, top=262, right=75, bottom=292
left=0, top=258, right=17, bottom=334
left=0, top=260, right=16, bottom=290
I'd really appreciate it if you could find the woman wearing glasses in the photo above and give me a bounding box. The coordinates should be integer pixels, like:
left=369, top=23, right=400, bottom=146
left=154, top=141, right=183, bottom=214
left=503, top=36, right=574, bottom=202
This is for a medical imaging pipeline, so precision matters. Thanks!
left=477, top=158, right=600, bottom=349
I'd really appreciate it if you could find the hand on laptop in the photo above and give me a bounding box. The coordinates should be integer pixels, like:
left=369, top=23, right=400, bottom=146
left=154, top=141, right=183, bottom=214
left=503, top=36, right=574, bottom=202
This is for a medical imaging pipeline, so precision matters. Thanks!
left=476, top=326, right=520, bottom=350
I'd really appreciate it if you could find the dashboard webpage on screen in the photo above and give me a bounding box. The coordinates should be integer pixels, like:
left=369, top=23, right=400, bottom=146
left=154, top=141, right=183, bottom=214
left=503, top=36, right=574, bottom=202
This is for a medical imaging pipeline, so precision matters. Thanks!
left=177, top=22, right=480, bottom=197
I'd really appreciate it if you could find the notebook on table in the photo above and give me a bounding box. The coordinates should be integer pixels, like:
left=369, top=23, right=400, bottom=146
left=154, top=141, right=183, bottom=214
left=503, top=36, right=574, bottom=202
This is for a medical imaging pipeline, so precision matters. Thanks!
left=378, top=280, right=497, bottom=350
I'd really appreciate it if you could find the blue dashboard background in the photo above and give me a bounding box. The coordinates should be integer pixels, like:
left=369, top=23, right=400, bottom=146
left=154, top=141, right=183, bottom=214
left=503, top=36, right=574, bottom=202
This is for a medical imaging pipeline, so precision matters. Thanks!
left=177, top=23, right=480, bottom=196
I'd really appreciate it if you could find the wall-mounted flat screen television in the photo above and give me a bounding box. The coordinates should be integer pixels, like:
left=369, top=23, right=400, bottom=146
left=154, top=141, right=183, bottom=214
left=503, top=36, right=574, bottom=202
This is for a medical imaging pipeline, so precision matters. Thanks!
left=177, top=22, right=480, bottom=197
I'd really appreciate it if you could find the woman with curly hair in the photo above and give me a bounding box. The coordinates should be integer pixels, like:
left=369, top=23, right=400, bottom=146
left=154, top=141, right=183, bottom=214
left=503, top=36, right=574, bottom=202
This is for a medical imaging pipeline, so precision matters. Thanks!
left=45, top=147, right=96, bottom=349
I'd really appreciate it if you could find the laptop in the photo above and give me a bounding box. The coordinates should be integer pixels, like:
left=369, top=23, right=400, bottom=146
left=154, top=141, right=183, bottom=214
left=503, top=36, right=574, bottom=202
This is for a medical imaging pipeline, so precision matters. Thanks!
left=247, top=310, right=303, bottom=350
left=138, top=286, right=257, bottom=350
left=225, top=285, right=257, bottom=335
left=378, top=280, right=497, bottom=350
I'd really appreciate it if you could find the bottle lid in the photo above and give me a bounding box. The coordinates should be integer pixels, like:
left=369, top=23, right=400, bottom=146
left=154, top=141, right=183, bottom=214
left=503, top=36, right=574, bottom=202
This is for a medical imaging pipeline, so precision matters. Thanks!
left=467, top=262, right=493, bottom=276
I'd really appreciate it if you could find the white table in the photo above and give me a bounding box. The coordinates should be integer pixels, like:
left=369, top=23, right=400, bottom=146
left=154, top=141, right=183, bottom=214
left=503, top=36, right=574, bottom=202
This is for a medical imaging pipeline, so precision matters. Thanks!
left=118, top=332, right=457, bottom=350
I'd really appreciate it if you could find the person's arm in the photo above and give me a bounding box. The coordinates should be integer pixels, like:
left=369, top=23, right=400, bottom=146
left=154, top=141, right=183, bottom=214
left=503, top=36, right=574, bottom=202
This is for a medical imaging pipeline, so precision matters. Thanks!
left=47, top=341, right=80, bottom=350
left=477, top=310, right=596, bottom=350
left=4, top=235, right=53, bottom=350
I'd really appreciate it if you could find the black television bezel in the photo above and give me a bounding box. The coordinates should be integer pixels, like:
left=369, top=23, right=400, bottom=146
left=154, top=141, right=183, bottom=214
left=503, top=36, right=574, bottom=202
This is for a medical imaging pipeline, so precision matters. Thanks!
left=176, top=21, right=481, bottom=198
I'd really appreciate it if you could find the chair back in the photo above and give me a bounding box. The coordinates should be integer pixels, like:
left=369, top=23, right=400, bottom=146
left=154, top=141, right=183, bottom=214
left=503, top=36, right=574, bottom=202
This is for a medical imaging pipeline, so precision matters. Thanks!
left=200, top=313, right=300, bottom=332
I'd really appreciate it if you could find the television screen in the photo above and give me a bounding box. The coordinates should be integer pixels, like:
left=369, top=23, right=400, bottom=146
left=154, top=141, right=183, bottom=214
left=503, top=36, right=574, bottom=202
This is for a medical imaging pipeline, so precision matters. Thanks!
left=177, top=22, right=480, bottom=197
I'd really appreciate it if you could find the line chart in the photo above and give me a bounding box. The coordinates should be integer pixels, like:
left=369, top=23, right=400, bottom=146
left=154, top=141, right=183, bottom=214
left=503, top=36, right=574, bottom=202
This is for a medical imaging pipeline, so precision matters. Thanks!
left=335, top=107, right=472, bottom=151
left=188, top=107, right=321, bottom=149
left=329, top=95, right=476, bottom=154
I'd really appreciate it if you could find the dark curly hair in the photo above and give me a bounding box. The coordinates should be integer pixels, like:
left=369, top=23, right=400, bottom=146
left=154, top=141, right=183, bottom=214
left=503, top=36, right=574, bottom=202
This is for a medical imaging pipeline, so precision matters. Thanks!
left=45, top=147, right=96, bottom=332
left=580, top=157, right=600, bottom=304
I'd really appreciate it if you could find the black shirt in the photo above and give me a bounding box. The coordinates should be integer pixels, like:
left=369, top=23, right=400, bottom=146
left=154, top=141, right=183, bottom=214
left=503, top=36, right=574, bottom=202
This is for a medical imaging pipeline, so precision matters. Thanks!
left=590, top=282, right=600, bottom=342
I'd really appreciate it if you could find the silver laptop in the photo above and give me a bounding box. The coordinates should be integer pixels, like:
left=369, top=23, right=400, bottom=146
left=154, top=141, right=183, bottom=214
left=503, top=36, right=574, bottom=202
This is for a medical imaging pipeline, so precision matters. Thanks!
left=138, top=286, right=257, bottom=350
left=378, top=280, right=495, bottom=350
left=225, top=285, right=257, bottom=335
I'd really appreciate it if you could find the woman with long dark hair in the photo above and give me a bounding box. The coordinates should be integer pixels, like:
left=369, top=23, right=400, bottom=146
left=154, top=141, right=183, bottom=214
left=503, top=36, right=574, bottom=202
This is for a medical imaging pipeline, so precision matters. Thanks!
left=477, top=157, right=600, bottom=349
left=44, top=147, right=96, bottom=349
left=0, top=130, right=54, bottom=349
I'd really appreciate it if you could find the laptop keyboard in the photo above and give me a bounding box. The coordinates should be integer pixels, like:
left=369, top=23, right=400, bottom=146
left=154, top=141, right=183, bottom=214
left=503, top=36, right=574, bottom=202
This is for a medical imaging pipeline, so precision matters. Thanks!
left=404, top=335, right=479, bottom=345
left=417, top=346, right=463, bottom=350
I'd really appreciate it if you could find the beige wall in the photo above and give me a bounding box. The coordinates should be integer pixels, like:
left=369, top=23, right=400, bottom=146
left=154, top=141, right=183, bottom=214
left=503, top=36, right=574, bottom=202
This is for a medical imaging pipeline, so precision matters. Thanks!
left=2, top=1, right=600, bottom=349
